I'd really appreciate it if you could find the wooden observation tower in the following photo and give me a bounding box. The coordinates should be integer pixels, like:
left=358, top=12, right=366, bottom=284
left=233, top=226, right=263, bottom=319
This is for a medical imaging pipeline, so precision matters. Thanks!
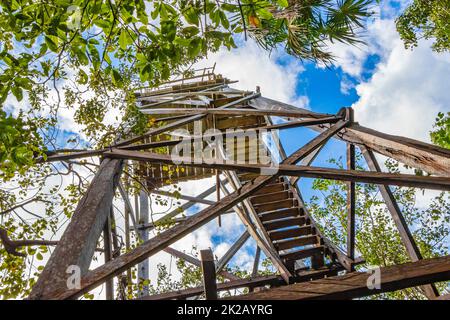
left=28, top=67, right=450, bottom=300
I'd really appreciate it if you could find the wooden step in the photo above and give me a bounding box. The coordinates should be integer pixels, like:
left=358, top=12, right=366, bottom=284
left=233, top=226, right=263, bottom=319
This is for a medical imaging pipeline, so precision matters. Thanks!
left=254, top=182, right=286, bottom=195
left=274, top=235, right=318, bottom=251
left=251, top=190, right=291, bottom=205
left=269, top=225, right=312, bottom=241
left=259, top=207, right=302, bottom=222
left=254, top=198, right=297, bottom=214
left=280, top=246, right=324, bottom=262
left=295, top=267, right=341, bottom=282
left=263, top=216, right=306, bottom=231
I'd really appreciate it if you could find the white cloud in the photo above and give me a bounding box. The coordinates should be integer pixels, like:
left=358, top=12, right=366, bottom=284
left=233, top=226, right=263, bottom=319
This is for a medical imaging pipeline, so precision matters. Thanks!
left=349, top=18, right=450, bottom=143
left=196, top=39, right=308, bottom=108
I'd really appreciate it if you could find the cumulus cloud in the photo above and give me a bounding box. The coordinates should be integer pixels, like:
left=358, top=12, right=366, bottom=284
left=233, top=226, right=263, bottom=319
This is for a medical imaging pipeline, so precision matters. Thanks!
left=196, top=39, right=309, bottom=108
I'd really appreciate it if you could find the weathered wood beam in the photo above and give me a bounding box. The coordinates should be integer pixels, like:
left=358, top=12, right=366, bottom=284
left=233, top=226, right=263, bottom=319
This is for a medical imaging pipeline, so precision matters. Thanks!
left=228, top=254, right=450, bottom=300
left=152, top=190, right=215, bottom=205
left=252, top=247, right=261, bottom=277
left=29, top=158, right=124, bottom=299
left=103, top=214, right=114, bottom=300
left=105, top=150, right=450, bottom=191
left=139, top=275, right=282, bottom=300
left=200, top=249, right=218, bottom=300
left=41, top=117, right=341, bottom=164
left=141, top=107, right=333, bottom=119
left=347, top=142, right=356, bottom=270
left=163, top=247, right=239, bottom=281
left=216, top=231, right=250, bottom=273
left=360, top=146, right=440, bottom=299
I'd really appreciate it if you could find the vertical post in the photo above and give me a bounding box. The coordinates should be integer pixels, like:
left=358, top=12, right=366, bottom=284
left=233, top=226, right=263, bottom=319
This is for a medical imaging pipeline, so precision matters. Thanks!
left=346, top=108, right=356, bottom=271
left=200, top=249, right=218, bottom=300
left=103, top=214, right=114, bottom=300
left=137, top=189, right=149, bottom=297
left=250, top=246, right=261, bottom=293
left=216, top=170, right=221, bottom=227
left=252, top=246, right=261, bottom=277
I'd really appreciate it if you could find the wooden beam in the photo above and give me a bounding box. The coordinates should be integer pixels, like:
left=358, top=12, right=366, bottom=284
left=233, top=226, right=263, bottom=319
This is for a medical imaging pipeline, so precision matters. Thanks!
left=40, top=121, right=348, bottom=299
left=105, top=150, right=450, bottom=191
left=103, top=214, right=114, bottom=300
left=200, top=249, right=218, bottom=300
left=163, top=247, right=239, bottom=281
left=360, top=146, right=440, bottom=299
left=41, top=117, right=341, bottom=164
left=228, top=254, right=450, bottom=300
left=347, top=142, right=356, bottom=270
left=139, top=275, right=282, bottom=300
left=141, top=108, right=333, bottom=119
left=152, top=190, right=215, bottom=205
left=252, top=247, right=261, bottom=277
left=216, top=231, right=250, bottom=273
left=29, top=158, right=124, bottom=300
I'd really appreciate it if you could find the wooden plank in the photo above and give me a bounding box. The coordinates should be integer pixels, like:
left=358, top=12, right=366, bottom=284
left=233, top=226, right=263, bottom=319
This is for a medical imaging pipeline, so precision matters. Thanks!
left=275, top=235, right=318, bottom=251
left=259, top=207, right=302, bottom=222
left=270, top=226, right=313, bottom=241
left=152, top=190, right=215, bottom=205
left=106, top=149, right=450, bottom=191
left=141, top=108, right=335, bottom=119
left=280, top=246, right=324, bottom=261
left=139, top=275, right=282, bottom=300
left=254, top=199, right=296, bottom=214
left=360, top=146, right=439, bottom=298
left=264, top=216, right=307, bottom=231
left=200, top=249, right=218, bottom=300
left=229, top=254, right=450, bottom=300
left=28, top=158, right=124, bottom=300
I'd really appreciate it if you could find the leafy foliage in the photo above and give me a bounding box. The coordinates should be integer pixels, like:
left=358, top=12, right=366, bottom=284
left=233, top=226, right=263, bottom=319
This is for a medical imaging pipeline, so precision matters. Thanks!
left=396, top=0, right=450, bottom=52
left=430, top=112, right=450, bottom=149
left=308, top=155, right=450, bottom=299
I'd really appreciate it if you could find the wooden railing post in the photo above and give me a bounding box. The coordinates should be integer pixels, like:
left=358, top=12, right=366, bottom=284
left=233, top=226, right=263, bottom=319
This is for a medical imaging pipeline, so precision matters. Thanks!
left=200, top=249, right=218, bottom=300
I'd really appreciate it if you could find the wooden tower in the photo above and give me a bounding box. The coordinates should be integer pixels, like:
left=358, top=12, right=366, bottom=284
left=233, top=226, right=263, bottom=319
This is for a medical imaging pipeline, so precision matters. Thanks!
left=28, top=68, right=450, bottom=300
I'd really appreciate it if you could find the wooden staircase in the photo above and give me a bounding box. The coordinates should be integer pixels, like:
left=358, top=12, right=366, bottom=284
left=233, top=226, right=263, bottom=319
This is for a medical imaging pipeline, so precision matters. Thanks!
left=238, top=173, right=343, bottom=279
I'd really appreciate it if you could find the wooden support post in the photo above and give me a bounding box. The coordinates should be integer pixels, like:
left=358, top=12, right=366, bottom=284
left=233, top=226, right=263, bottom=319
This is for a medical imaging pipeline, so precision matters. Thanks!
left=137, top=190, right=149, bottom=298
left=346, top=109, right=356, bottom=271
left=216, top=170, right=221, bottom=227
left=103, top=214, right=114, bottom=300
left=200, top=249, right=218, bottom=300
left=163, top=247, right=239, bottom=281
left=346, top=144, right=356, bottom=266
left=29, top=158, right=123, bottom=300
left=361, top=146, right=439, bottom=299
left=252, top=247, right=261, bottom=277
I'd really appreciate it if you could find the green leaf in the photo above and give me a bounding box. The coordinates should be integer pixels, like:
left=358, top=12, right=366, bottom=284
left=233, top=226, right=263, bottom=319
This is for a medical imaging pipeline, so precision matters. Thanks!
left=11, top=86, right=23, bottom=101
left=277, top=0, right=289, bottom=8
